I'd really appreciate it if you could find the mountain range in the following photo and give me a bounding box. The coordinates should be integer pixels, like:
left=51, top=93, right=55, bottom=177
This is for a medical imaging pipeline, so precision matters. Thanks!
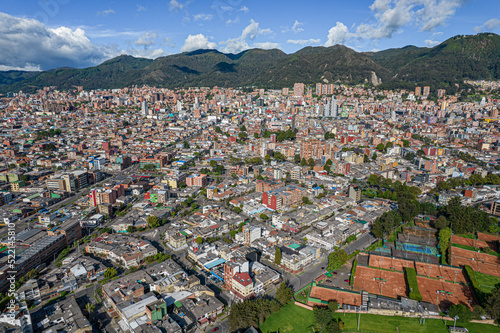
left=1, top=33, right=499, bottom=94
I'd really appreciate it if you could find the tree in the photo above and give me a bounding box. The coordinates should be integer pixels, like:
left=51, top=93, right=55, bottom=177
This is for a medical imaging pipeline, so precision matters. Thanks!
left=327, top=249, right=348, bottom=270
left=486, top=284, right=500, bottom=322
left=300, top=158, right=307, bottom=166
left=403, top=139, right=410, bottom=147
left=376, top=143, right=385, bottom=151
left=147, top=215, right=160, bottom=228
left=438, top=227, right=452, bottom=264
left=196, top=236, right=203, bottom=244
left=104, top=267, right=117, bottom=279
left=26, top=269, right=39, bottom=280
left=448, top=304, right=473, bottom=323
left=85, top=303, right=95, bottom=320
left=240, top=125, right=247, bottom=132
left=274, top=247, right=282, bottom=265
left=183, top=141, right=189, bottom=149
left=260, top=213, right=269, bottom=220
left=372, top=152, right=378, bottom=160
left=434, top=215, right=448, bottom=230
left=302, top=196, right=311, bottom=205
left=127, top=226, right=135, bottom=233
left=328, top=301, right=339, bottom=313
left=294, top=154, right=301, bottom=164
left=264, top=154, right=271, bottom=163
left=209, top=160, right=218, bottom=168
left=324, top=164, right=331, bottom=173
left=275, top=282, right=293, bottom=305
left=308, top=158, right=315, bottom=167
left=385, top=142, right=394, bottom=149
left=314, top=307, right=333, bottom=326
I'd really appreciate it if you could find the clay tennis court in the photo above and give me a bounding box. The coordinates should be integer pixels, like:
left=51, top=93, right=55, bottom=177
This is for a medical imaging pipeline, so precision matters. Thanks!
left=309, top=286, right=362, bottom=307
left=452, top=235, right=489, bottom=249
left=353, top=266, right=407, bottom=299
left=417, top=276, right=475, bottom=310
left=451, top=246, right=500, bottom=277
left=477, top=232, right=500, bottom=251
left=368, top=254, right=414, bottom=272
left=414, top=262, right=467, bottom=283
left=478, top=232, right=500, bottom=242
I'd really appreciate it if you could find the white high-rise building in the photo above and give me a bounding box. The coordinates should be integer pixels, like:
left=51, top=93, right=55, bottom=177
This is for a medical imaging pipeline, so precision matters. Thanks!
left=141, top=101, right=148, bottom=116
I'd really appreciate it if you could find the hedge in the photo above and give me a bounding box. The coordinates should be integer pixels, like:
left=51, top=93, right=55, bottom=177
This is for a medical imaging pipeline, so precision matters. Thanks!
left=405, top=267, right=422, bottom=301
left=464, top=265, right=483, bottom=303
left=350, top=259, right=357, bottom=285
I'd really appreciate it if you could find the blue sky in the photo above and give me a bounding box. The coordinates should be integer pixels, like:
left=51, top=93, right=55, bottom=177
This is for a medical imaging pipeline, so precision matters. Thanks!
left=0, top=0, right=499, bottom=70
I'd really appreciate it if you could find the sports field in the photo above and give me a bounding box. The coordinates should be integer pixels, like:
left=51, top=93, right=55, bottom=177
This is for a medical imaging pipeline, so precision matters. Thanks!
left=473, top=270, right=500, bottom=293
left=259, top=303, right=500, bottom=333
left=416, top=276, right=475, bottom=310
left=414, top=262, right=467, bottom=283
left=353, top=266, right=407, bottom=299
left=452, top=234, right=489, bottom=249
left=369, top=254, right=413, bottom=272
left=451, top=246, right=500, bottom=277
left=259, top=302, right=315, bottom=333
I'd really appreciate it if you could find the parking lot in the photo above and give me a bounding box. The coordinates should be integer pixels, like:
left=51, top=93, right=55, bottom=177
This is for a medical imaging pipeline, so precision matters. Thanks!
left=319, top=259, right=354, bottom=290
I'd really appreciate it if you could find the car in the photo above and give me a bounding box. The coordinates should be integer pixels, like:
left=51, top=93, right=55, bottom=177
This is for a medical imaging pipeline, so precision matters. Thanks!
left=344, top=279, right=349, bottom=283
left=325, top=279, right=332, bottom=283
left=212, top=328, right=219, bottom=332
left=321, top=267, right=325, bottom=270
left=347, top=273, right=351, bottom=276
left=333, top=272, right=338, bottom=275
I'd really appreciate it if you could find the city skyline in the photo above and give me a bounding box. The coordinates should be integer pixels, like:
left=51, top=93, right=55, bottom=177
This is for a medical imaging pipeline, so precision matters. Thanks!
left=0, top=0, right=499, bottom=71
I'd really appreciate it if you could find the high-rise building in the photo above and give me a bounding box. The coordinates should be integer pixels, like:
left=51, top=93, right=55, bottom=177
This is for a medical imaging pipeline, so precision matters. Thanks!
left=141, top=101, right=148, bottom=116
left=348, top=185, right=361, bottom=203
left=293, top=82, right=304, bottom=97
left=423, top=86, right=430, bottom=96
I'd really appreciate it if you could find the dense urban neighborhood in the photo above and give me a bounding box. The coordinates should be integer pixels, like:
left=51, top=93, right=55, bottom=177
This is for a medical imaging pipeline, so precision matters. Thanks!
left=0, top=80, right=500, bottom=333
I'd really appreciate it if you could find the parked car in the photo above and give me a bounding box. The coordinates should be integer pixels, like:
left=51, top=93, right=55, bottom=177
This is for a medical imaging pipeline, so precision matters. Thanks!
left=333, top=272, right=338, bottom=275
left=212, top=328, right=219, bottom=332
left=344, top=279, right=349, bottom=283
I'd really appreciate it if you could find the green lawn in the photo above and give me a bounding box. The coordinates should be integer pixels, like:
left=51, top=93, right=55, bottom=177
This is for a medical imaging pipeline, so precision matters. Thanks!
left=259, top=303, right=315, bottom=333
left=474, top=271, right=500, bottom=293
left=259, top=303, right=500, bottom=333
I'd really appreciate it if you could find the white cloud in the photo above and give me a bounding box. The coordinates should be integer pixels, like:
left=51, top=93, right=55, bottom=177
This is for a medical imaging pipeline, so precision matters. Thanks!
left=193, top=13, right=213, bottom=21
left=282, top=20, right=304, bottom=34
left=220, top=38, right=249, bottom=54
left=474, top=18, right=500, bottom=33
left=324, top=0, right=465, bottom=45
left=170, top=0, right=191, bottom=11
left=0, top=12, right=110, bottom=70
left=0, top=63, right=41, bottom=71
left=137, top=5, right=147, bottom=12
left=180, top=34, right=217, bottom=52
left=121, top=48, right=168, bottom=59
left=226, top=18, right=240, bottom=25
left=97, top=9, right=115, bottom=17
left=0, top=12, right=169, bottom=70
left=287, top=38, right=321, bottom=45
left=325, top=22, right=351, bottom=46
left=254, top=42, right=280, bottom=49
left=424, top=39, right=440, bottom=47
left=134, top=32, right=157, bottom=46
left=432, top=31, right=443, bottom=36
left=220, top=19, right=274, bottom=53
left=292, top=20, right=304, bottom=33
left=239, top=6, right=249, bottom=13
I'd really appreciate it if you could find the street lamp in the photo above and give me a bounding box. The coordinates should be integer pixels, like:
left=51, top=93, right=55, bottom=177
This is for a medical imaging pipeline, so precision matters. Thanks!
left=454, top=315, right=459, bottom=330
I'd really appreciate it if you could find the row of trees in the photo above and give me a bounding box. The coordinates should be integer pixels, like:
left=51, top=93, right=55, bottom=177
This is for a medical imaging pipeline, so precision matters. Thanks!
left=228, top=282, right=293, bottom=331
